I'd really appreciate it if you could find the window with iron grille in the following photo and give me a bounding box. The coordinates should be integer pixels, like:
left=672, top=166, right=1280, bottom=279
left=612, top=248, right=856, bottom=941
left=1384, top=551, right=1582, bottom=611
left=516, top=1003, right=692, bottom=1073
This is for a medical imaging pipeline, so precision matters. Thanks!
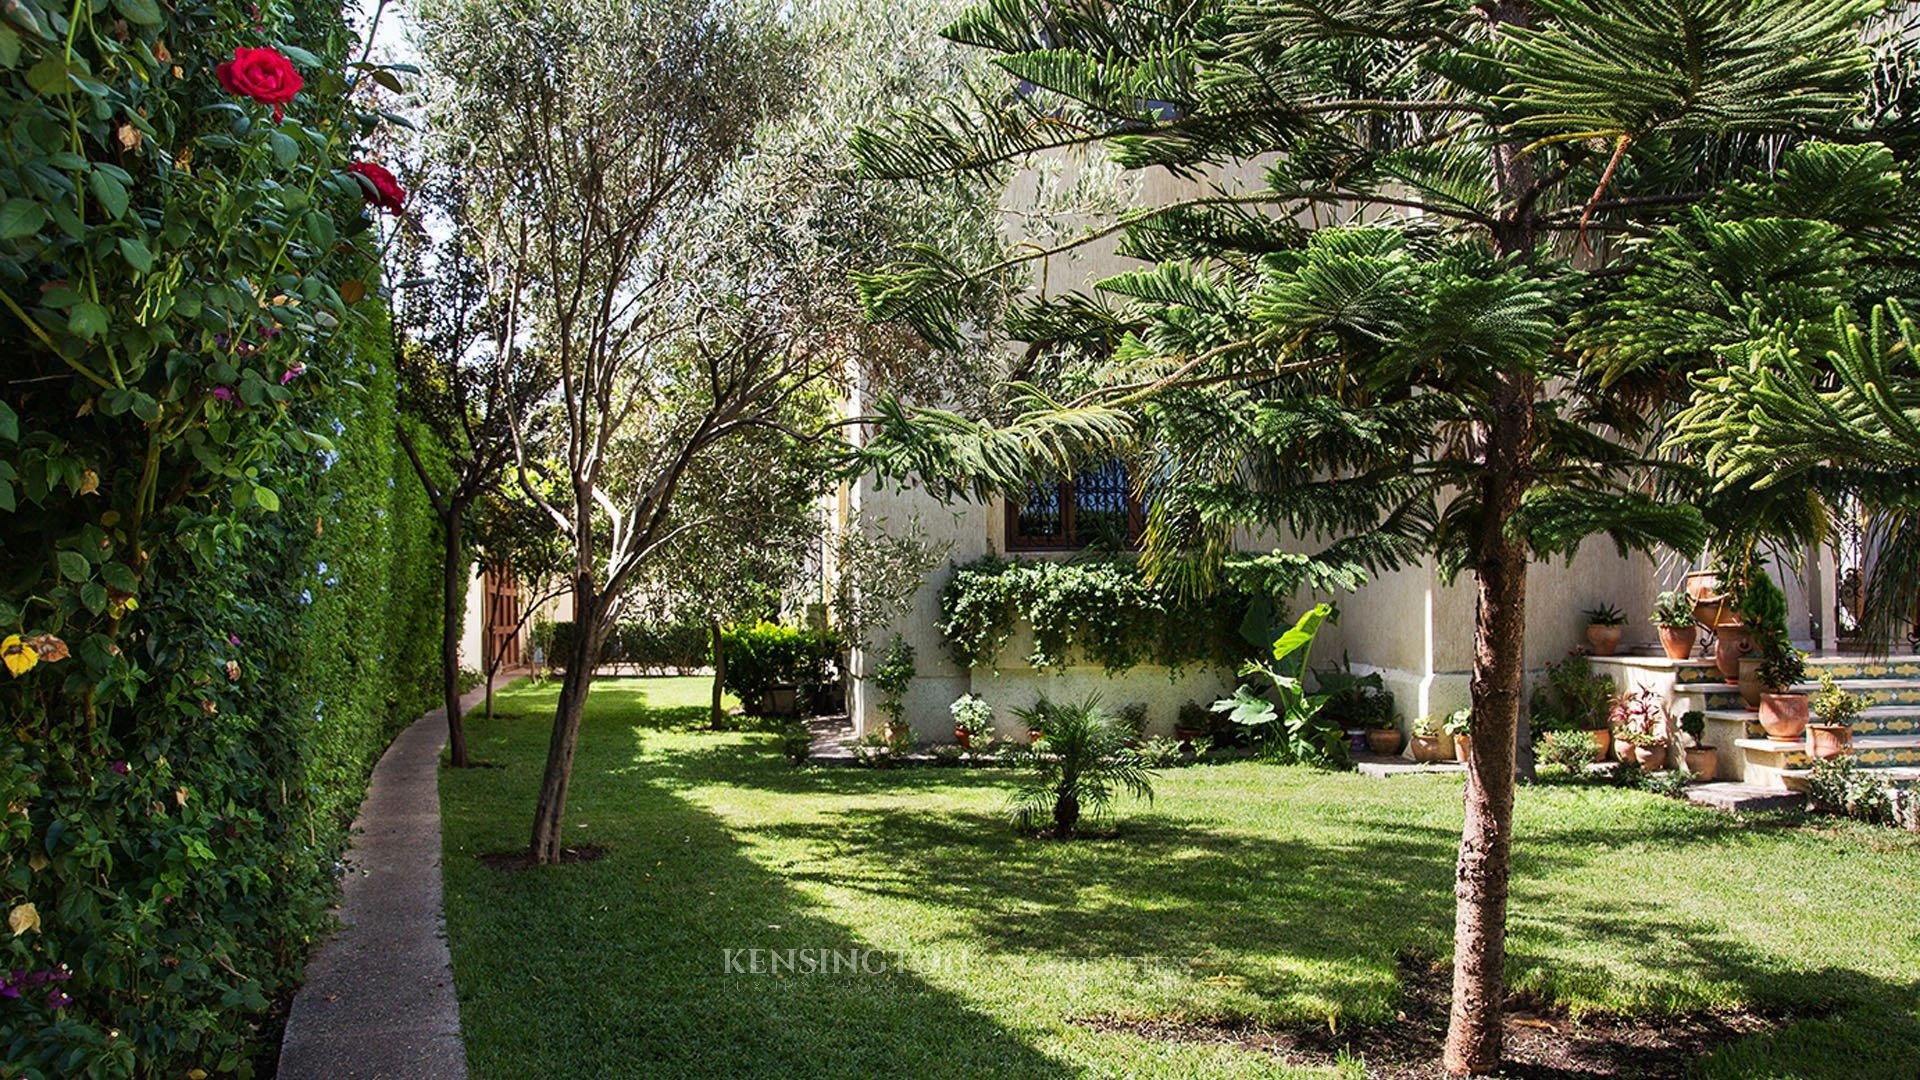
left=1006, top=459, right=1143, bottom=551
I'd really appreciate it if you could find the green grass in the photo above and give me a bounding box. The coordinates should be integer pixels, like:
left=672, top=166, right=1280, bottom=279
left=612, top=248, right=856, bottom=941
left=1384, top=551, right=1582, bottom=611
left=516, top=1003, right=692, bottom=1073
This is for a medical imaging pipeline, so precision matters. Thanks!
left=441, top=677, right=1920, bottom=1078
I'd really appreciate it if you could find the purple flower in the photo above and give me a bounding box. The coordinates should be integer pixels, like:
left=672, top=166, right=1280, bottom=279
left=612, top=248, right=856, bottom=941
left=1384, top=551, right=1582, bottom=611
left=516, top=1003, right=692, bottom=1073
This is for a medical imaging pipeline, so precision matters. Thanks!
left=46, top=989, right=71, bottom=1009
left=280, top=362, right=306, bottom=385
left=109, top=760, right=130, bottom=776
left=211, top=386, right=237, bottom=404
left=229, top=634, right=242, bottom=647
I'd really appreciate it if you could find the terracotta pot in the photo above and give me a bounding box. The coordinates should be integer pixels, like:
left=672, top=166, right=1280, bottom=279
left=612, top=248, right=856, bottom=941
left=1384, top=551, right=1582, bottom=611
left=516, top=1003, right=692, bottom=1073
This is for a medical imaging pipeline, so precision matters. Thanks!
left=1586, top=623, right=1624, bottom=656
left=1658, top=625, right=1698, bottom=660
left=954, top=727, right=971, bottom=749
left=1174, top=725, right=1203, bottom=744
left=1806, top=724, right=1853, bottom=760
left=1626, top=741, right=1670, bottom=770
left=1686, top=571, right=1734, bottom=628
left=1713, top=623, right=1754, bottom=682
left=1410, top=733, right=1453, bottom=763
left=1587, top=727, right=1613, bottom=763
left=1737, top=656, right=1765, bottom=711
left=1758, top=693, right=1810, bottom=741
left=1684, top=745, right=1719, bottom=779
left=1365, top=728, right=1404, bottom=756
left=1453, top=733, right=1473, bottom=763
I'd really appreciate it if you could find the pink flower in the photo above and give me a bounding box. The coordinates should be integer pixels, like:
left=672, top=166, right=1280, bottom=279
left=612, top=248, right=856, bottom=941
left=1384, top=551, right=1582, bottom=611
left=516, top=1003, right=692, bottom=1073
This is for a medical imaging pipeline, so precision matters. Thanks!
left=211, top=386, right=237, bottom=404
left=280, top=362, right=306, bottom=385
left=109, top=760, right=130, bottom=776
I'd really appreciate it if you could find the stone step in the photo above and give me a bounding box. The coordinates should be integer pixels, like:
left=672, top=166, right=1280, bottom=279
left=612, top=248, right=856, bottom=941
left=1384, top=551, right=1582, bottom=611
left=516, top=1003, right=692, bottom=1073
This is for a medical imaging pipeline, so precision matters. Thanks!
left=1663, top=655, right=1920, bottom=686
left=1684, top=782, right=1807, bottom=813
left=1677, top=679, right=1920, bottom=711
left=1734, top=734, right=1920, bottom=772
left=1779, top=765, right=1920, bottom=788
left=1705, top=705, right=1920, bottom=737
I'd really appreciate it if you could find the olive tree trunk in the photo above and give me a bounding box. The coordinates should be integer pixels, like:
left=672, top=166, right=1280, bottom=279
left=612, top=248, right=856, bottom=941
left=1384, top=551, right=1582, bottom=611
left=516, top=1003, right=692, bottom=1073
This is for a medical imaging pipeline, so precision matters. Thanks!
left=710, top=620, right=726, bottom=729
left=441, top=511, right=470, bottom=768
left=530, top=586, right=606, bottom=864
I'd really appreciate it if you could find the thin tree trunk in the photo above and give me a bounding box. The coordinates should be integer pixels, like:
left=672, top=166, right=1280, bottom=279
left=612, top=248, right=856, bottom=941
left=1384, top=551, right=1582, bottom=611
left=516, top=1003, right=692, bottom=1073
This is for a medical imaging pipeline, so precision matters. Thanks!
left=442, top=512, right=470, bottom=768
left=530, top=586, right=602, bottom=864
left=1442, top=5, right=1539, bottom=1071
left=710, top=620, right=726, bottom=729
left=1443, top=370, right=1535, bottom=1075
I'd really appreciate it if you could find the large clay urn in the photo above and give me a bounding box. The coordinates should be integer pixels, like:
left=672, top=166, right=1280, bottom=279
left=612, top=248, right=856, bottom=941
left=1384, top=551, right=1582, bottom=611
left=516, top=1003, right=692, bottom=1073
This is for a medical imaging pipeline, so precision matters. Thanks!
left=1737, top=656, right=1765, bottom=711
left=1713, top=623, right=1753, bottom=682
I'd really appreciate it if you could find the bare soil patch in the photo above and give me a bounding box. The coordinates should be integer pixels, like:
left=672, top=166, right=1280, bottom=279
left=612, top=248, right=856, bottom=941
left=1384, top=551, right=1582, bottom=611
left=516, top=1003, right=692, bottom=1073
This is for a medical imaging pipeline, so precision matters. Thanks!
left=477, top=844, right=607, bottom=871
left=1078, top=952, right=1792, bottom=1077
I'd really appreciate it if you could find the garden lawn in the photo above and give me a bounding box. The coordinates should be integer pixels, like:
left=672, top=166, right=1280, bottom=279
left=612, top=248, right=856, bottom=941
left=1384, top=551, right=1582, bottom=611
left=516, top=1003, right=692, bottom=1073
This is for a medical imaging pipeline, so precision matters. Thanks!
left=440, top=677, right=1920, bottom=1079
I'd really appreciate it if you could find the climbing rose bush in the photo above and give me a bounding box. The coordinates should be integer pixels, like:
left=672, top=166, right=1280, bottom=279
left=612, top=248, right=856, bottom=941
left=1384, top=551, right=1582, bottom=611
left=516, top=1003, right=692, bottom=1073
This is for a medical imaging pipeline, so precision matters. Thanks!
left=0, top=0, right=426, bottom=1071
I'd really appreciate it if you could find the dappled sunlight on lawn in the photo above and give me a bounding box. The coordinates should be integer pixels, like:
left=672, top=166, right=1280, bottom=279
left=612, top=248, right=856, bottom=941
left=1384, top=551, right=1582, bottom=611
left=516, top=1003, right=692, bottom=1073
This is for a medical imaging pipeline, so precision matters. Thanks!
left=442, top=677, right=1920, bottom=1079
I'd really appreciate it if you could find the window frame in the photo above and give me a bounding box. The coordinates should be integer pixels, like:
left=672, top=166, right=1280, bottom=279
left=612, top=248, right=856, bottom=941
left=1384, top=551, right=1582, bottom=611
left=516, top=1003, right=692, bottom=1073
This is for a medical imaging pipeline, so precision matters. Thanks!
left=1004, top=466, right=1145, bottom=552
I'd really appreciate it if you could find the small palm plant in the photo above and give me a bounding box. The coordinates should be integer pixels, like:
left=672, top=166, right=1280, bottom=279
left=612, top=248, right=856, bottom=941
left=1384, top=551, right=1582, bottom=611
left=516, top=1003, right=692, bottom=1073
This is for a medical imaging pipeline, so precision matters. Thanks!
left=1009, top=696, right=1155, bottom=838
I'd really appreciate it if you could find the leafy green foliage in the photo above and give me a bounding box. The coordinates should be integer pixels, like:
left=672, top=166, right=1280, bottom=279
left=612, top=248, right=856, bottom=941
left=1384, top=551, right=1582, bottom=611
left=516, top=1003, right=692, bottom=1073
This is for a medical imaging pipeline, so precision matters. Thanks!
left=871, top=636, right=917, bottom=727
left=542, top=618, right=715, bottom=675
left=719, top=622, right=842, bottom=717
left=937, top=555, right=1250, bottom=673
left=1214, top=603, right=1347, bottom=768
left=1007, top=695, right=1155, bottom=837
left=0, top=0, right=429, bottom=1066
left=1529, top=655, right=1617, bottom=733
left=1537, top=729, right=1601, bottom=776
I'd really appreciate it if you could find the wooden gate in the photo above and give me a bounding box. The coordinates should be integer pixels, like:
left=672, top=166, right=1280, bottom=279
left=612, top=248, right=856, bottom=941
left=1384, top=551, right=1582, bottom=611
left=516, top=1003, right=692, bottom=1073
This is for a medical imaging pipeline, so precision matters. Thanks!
left=483, top=565, right=523, bottom=670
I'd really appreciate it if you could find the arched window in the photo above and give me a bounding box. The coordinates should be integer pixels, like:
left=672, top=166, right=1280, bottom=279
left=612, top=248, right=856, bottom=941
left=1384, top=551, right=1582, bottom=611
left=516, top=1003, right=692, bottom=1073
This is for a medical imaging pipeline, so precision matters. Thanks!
left=1006, top=459, right=1143, bottom=551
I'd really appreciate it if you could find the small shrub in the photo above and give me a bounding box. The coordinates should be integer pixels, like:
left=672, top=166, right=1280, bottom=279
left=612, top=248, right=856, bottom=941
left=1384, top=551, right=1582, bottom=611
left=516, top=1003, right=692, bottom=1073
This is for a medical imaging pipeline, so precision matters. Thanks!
left=1530, top=654, right=1616, bottom=733
left=778, top=722, right=812, bottom=765
left=932, top=743, right=967, bottom=767
left=1582, top=603, right=1626, bottom=626
left=1137, top=736, right=1189, bottom=767
left=1118, top=701, right=1150, bottom=735
left=1650, top=590, right=1695, bottom=629
left=1812, top=671, right=1865, bottom=725
left=1538, top=729, right=1598, bottom=776
left=950, top=693, right=996, bottom=750
left=1642, top=770, right=1693, bottom=799
left=722, top=622, right=842, bottom=715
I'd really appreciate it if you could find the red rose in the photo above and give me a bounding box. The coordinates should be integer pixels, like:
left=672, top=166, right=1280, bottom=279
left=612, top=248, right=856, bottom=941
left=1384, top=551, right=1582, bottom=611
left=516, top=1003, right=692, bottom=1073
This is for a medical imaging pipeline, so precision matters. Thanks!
left=216, top=47, right=302, bottom=117
left=346, top=162, right=407, bottom=215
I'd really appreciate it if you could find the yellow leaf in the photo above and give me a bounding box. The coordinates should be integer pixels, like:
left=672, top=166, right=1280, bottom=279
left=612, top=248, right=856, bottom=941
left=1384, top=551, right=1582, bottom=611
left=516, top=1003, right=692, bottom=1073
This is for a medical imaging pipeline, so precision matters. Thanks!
left=28, top=852, right=47, bottom=872
left=1, top=636, right=37, bottom=678
left=9, top=902, right=40, bottom=936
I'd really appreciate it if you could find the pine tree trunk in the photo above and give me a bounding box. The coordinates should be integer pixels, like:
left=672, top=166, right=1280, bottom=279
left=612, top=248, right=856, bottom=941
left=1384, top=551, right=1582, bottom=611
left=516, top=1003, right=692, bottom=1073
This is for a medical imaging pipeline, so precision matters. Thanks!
left=441, top=512, right=470, bottom=769
left=530, top=586, right=602, bottom=864
left=710, top=620, right=726, bottom=729
left=1442, top=373, right=1535, bottom=1076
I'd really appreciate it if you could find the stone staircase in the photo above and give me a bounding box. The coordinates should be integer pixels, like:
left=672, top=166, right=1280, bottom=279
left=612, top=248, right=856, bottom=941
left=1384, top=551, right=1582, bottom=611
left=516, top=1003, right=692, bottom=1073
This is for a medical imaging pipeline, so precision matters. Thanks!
left=1588, top=653, right=1920, bottom=792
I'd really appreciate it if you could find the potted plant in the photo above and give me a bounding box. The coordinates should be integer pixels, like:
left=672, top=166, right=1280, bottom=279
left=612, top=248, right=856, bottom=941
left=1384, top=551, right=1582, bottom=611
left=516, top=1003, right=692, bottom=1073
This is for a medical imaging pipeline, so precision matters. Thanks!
left=1736, top=571, right=1791, bottom=710
left=1754, top=641, right=1810, bottom=743
left=1582, top=604, right=1627, bottom=656
left=1610, top=686, right=1670, bottom=770
left=950, top=693, right=993, bottom=751
left=1678, top=709, right=1716, bottom=779
left=1703, top=556, right=1757, bottom=681
left=1409, top=713, right=1454, bottom=763
left=1650, top=589, right=1698, bottom=660
left=1808, top=671, right=1862, bottom=760
left=1175, top=700, right=1209, bottom=745
left=1530, top=656, right=1615, bottom=761
left=1363, top=712, right=1403, bottom=756
left=1445, top=708, right=1472, bottom=763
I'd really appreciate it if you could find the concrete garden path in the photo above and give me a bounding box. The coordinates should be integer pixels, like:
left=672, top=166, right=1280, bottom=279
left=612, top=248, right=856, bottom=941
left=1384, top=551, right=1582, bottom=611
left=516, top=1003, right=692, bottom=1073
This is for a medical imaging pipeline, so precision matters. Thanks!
left=277, top=675, right=515, bottom=1079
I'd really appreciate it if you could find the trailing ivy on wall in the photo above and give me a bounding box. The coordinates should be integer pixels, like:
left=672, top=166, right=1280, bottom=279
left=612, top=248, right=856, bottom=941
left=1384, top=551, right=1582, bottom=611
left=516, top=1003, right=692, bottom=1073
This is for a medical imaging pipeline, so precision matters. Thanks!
left=939, top=556, right=1252, bottom=674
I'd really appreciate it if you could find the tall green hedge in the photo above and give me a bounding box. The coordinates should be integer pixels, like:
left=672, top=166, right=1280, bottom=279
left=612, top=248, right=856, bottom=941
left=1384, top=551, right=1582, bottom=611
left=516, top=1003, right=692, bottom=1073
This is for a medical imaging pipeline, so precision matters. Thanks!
left=0, top=0, right=437, bottom=1054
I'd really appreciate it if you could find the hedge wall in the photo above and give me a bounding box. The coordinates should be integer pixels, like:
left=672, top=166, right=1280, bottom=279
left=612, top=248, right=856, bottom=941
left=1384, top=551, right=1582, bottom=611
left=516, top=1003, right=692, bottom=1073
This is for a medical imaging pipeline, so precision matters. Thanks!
left=0, top=0, right=436, bottom=1065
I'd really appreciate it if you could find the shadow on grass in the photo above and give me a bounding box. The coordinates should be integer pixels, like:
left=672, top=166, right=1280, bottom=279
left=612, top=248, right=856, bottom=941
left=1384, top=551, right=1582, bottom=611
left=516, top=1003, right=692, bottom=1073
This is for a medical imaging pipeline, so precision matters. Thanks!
left=454, top=678, right=1920, bottom=1077
left=443, top=691, right=1071, bottom=1079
